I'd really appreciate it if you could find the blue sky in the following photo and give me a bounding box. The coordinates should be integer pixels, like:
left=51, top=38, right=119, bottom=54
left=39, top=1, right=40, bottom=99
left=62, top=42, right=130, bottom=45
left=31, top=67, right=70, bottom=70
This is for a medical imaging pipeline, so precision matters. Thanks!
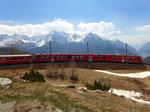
left=1, top=0, right=149, bottom=24
left=0, top=0, right=150, bottom=48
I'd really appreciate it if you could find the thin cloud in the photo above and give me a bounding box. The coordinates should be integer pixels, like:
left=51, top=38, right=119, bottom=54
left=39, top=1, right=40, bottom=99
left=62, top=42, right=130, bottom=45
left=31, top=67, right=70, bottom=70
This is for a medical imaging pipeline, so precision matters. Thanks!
left=113, top=34, right=150, bottom=49
left=136, top=25, right=150, bottom=32
left=0, top=20, right=14, bottom=24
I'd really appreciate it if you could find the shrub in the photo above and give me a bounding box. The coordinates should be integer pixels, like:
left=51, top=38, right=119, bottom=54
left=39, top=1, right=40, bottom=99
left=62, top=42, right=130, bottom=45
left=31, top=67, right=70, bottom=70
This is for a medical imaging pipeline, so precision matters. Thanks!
left=86, top=80, right=110, bottom=91
left=20, top=69, right=45, bottom=82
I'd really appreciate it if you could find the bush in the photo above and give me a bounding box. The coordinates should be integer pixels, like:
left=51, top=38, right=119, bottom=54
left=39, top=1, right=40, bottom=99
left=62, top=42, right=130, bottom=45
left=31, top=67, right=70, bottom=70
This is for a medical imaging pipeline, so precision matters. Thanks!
left=86, top=80, right=110, bottom=91
left=20, top=69, right=45, bottom=82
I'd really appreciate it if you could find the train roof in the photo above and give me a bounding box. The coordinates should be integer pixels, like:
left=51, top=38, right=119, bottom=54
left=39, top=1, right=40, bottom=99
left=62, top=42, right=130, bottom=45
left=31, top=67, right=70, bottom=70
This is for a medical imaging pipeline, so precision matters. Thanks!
left=36, top=53, right=141, bottom=56
left=0, top=54, right=32, bottom=57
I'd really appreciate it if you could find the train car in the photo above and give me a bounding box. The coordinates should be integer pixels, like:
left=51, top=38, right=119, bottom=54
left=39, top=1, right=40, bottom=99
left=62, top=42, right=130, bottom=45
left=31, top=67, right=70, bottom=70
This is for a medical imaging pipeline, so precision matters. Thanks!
left=0, top=54, right=142, bottom=65
left=104, top=55, right=142, bottom=64
left=126, top=55, right=142, bottom=64
left=0, top=54, right=32, bottom=65
left=33, top=54, right=142, bottom=64
left=105, top=55, right=124, bottom=62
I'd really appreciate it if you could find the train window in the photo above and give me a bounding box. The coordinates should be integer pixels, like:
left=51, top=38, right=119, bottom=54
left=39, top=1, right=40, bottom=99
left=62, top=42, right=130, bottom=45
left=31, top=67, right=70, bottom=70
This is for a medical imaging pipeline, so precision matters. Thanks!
left=56, top=56, right=67, bottom=59
left=64, top=56, right=68, bottom=58
left=19, top=57, right=24, bottom=60
left=7, top=57, right=12, bottom=60
left=80, top=56, right=83, bottom=59
left=35, top=56, right=39, bottom=59
left=46, top=56, right=50, bottom=59
left=1, top=58, right=6, bottom=61
left=72, top=56, right=81, bottom=58
left=57, top=56, right=60, bottom=59
left=112, top=56, right=119, bottom=59
left=96, top=56, right=104, bottom=59
left=41, top=56, right=45, bottom=59
left=76, top=56, right=79, bottom=58
left=13, top=57, right=17, bottom=60
left=131, top=57, right=135, bottom=60
left=27, top=57, right=30, bottom=59
left=7, top=57, right=18, bottom=60
left=127, top=57, right=135, bottom=60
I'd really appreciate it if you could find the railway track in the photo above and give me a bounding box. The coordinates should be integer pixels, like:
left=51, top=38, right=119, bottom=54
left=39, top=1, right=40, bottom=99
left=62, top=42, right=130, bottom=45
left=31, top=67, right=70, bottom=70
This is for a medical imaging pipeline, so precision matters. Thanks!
left=0, top=61, right=147, bottom=70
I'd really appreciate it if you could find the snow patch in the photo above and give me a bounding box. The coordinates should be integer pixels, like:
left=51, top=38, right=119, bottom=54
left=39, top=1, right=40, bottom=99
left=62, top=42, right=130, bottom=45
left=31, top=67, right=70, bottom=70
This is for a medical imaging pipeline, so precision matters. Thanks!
left=94, top=70, right=150, bottom=78
left=77, top=86, right=150, bottom=105
left=109, top=88, right=150, bottom=105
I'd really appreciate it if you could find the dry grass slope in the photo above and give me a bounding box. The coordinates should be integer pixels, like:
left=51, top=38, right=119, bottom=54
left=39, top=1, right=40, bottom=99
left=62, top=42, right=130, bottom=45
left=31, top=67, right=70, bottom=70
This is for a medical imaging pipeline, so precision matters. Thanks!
left=0, top=62, right=150, bottom=112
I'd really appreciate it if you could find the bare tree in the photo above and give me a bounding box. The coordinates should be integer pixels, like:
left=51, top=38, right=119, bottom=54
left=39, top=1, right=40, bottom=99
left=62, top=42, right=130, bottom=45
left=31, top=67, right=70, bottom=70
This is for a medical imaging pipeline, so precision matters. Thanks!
left=70, top=61, right=78, bottom=83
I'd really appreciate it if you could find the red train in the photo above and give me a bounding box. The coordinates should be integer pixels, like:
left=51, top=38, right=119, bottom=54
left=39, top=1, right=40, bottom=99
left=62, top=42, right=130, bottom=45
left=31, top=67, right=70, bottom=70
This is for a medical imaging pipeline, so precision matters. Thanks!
left=0, top=54, right=142, bottom=65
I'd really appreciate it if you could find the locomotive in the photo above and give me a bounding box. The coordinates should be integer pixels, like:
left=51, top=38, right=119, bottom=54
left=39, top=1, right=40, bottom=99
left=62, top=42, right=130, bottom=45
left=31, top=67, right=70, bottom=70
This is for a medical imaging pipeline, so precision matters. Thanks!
left=0, top=54, right=142, bottom=65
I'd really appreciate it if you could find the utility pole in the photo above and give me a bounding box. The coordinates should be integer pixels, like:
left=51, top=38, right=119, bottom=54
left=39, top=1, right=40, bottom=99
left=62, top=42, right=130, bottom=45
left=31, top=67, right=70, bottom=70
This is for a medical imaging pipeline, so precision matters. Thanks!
left=125, top=43, right=128, bottom=69
left=87, top=42, right=89, bottom=54
left=49, top=41, right=52, bottom=54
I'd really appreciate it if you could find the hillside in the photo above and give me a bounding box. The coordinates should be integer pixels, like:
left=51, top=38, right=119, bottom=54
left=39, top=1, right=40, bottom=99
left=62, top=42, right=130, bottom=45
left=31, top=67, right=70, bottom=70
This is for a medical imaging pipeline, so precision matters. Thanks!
left=143, top=56, right=150, bottom=64
left=0, top=62, right=150, bottom=112
left=0, top=47, right=27, bottom=55
left=139, top=42, right=150, bottom=58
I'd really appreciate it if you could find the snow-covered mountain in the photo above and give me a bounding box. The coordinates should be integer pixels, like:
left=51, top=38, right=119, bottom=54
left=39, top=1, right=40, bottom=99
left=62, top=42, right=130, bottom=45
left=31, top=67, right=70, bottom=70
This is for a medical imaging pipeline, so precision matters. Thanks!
left=0, top=31, right=137, bottom=55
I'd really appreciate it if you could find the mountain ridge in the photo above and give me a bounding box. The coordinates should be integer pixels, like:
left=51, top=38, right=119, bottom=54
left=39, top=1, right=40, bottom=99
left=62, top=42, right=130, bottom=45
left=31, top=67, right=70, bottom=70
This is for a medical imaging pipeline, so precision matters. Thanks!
left=0, top=31, right=138, bottom=55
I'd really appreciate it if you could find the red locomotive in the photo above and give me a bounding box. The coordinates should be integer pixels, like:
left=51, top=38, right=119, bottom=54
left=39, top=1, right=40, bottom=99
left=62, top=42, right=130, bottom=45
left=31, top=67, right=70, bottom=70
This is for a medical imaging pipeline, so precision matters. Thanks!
left=0, top=54, right=142, bottom=65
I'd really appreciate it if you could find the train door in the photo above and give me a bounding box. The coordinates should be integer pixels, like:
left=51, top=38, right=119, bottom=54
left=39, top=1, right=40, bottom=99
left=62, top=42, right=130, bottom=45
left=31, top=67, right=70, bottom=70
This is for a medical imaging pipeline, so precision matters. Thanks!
left=122, top=56, right=125, bottom=62
left=88, top=56, right=93, bottom=61
left=31, top=54, right=35, bottom=63
left=51, top=56, right=54, bottom=62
